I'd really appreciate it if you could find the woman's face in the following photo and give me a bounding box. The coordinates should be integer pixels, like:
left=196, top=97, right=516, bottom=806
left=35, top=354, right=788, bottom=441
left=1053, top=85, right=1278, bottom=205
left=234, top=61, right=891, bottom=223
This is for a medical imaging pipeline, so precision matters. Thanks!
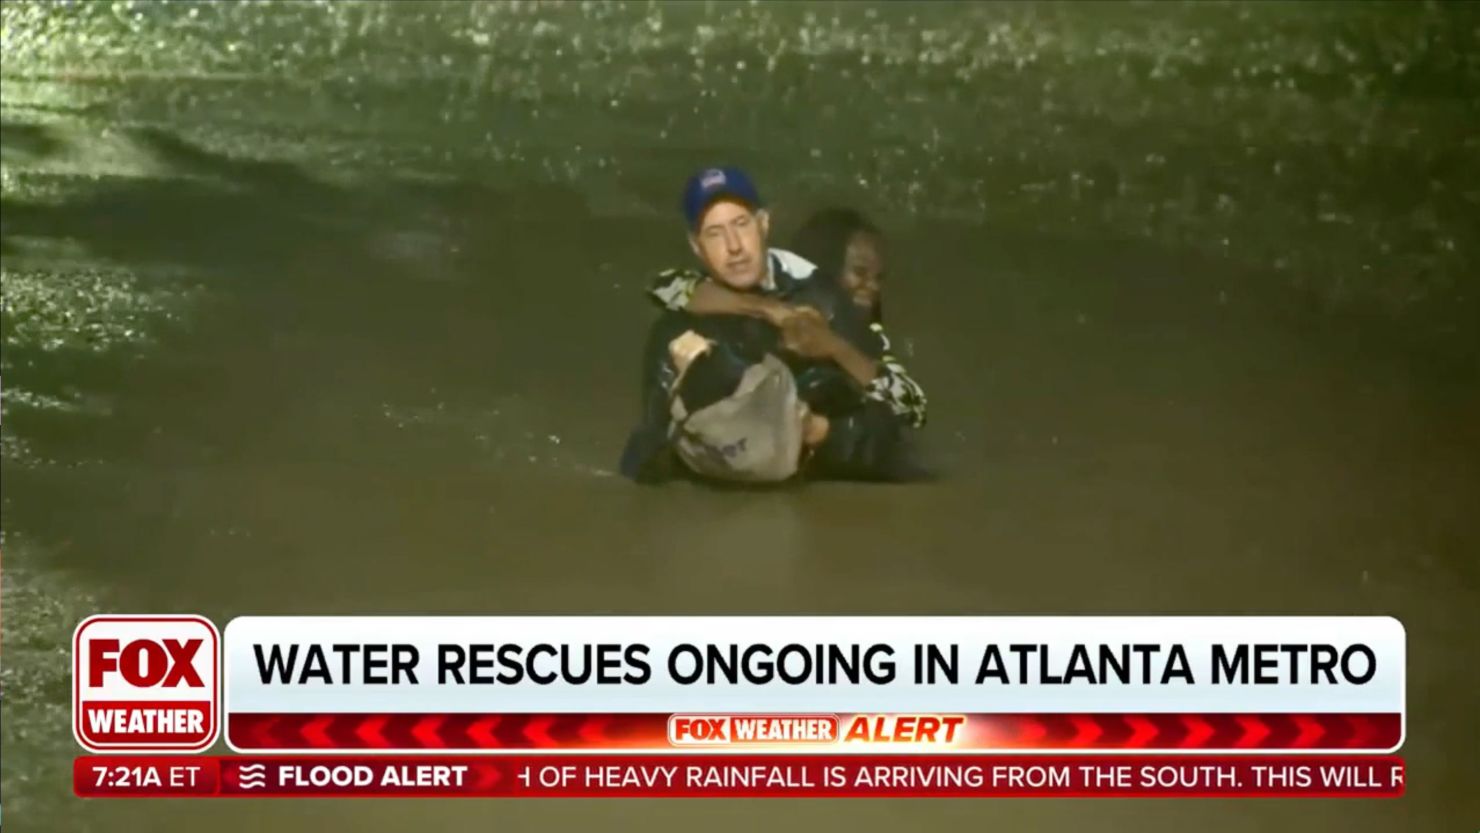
left=840, top=232, right=884, bottom=315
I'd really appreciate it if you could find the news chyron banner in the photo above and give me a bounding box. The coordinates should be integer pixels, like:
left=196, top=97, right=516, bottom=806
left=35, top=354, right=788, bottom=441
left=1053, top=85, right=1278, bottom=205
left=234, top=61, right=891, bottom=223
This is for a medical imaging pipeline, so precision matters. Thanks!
left=73, top=615, right=1406, bottom=799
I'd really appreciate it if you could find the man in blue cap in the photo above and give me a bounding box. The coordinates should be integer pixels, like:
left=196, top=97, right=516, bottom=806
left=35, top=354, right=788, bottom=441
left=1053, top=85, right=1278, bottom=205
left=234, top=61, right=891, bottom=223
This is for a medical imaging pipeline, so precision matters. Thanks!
left=658, top=167, right=926, bottom=428
left=619, top=167, right=922, bottom=484
left=673, top=168, right=814, bottom=298
left=673, top=167, right=888, bottom=387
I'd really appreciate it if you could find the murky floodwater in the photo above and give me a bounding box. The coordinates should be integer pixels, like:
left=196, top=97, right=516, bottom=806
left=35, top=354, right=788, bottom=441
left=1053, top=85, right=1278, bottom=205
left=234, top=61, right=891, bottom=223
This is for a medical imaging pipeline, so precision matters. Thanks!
left=3, top=2, right=1477, bottom=830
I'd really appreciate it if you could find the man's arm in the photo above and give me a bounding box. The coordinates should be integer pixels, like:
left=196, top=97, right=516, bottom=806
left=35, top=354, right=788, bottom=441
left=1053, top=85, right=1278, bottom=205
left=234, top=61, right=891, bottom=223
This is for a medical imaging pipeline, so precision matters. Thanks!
left=826, top=331, right=882, bottom=388
left=650, top=268, right=791, bottom=323
left=781, top=317, right=928, bottom=428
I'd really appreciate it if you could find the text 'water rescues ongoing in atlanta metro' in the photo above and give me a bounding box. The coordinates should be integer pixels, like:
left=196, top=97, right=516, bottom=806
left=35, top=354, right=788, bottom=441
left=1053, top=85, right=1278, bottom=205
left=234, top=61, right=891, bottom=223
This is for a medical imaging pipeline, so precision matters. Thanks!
left=218, top=616, right=1403, bottom=744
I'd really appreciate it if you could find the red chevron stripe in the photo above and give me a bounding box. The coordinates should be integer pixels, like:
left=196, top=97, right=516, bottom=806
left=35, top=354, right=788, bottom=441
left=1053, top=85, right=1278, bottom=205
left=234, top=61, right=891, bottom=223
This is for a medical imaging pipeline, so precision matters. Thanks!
left=1291, top=715, right=1324, bottom=748
left=225, top=712, right=1398, bottom=751
left=1069, top=715, right=1104, bottom=747
left=1095, top=715, right=1129, bottom=746
left=1234, top=716, right=1271, bottom=748
left=1124, top=715, right=1158, bottom=748
left=355, top=715, right=390, bottom=748
left=250, top=715, right=280, bottom=748
left=1152, top=714, right=1183, bottom=746
left=1179, top=715, right=1214, bottom=748
left=300, top=715, right=334, bottom=748
left=1258, top=715, right=1288, bottom=748
left=523, top=715, right=557, bottom=748
left=1210, top=715, right=1245, bottom=748
left=1016, top=716, right=1048, bottom=746
left=411, top=715, right=446, bottom=749
left=466, top=715, right=501, bottom=748
left=1039, top=715, right=1068, bottom=744
left=579, top=715, right=610, bottom=746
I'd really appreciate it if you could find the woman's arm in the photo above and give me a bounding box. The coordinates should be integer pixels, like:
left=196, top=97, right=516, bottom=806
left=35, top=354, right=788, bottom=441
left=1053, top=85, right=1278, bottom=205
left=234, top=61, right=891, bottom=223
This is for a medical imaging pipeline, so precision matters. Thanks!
left=649, top=268, right=791, bottom=323
left=861, top=322, right=928, bottom=429
left=781, top=316, right=928, bottom=429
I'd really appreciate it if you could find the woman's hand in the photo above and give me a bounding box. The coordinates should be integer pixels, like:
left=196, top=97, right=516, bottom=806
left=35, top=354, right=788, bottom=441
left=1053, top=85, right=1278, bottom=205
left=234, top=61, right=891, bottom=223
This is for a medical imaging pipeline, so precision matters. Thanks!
left=782, top=314, right=881, bottom=388
left=779, top=312, right=841, bottom=359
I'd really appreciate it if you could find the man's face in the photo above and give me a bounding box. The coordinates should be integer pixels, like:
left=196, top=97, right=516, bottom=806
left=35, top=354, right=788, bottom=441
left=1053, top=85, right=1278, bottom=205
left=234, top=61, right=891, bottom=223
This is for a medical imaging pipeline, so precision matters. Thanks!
left=689, top=199, right=770, bottom=290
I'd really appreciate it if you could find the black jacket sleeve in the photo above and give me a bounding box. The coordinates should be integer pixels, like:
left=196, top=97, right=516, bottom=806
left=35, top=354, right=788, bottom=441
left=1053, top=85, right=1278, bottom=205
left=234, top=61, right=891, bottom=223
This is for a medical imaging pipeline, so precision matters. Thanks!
left=783, top=284, right=926, bottom=481
left=787, top=281, right=928, bottom=427
left=806, top=399, right=926, bottom=482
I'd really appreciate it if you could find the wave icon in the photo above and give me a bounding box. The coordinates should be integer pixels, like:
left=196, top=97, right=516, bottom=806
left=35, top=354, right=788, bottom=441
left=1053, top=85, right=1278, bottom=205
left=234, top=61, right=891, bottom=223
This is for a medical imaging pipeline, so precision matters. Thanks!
left=238, top=763, right=268, bottom=790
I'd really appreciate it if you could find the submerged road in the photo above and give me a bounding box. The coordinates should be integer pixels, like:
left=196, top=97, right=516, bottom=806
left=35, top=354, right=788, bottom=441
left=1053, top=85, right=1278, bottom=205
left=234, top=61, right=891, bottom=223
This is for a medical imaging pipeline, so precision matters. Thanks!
left=3, top=2, right=1477, bottom=830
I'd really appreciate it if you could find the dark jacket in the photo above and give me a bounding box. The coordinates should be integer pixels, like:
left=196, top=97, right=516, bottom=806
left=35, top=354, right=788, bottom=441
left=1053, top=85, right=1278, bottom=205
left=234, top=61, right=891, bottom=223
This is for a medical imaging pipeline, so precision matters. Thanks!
left=648, top=253, right=928, bottom=428
left=619, top=280, right=916, bottom=484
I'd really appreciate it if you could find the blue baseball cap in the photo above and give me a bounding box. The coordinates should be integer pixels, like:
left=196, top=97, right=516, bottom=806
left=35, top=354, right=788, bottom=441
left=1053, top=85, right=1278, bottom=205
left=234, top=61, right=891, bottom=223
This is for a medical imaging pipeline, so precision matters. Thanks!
left=681, top=166, right=763, bottom=230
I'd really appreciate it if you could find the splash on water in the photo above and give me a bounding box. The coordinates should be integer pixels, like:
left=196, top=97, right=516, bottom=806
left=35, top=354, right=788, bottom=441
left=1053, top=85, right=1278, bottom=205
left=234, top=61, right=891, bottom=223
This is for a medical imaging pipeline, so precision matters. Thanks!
left=3, top=1, right=1474, bottom=311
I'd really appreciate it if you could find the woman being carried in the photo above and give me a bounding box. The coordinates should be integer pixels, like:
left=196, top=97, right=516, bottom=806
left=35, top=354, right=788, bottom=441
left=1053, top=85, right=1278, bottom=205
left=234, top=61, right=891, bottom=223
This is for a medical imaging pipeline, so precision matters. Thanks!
left=647, top=207, right=927, bottom=430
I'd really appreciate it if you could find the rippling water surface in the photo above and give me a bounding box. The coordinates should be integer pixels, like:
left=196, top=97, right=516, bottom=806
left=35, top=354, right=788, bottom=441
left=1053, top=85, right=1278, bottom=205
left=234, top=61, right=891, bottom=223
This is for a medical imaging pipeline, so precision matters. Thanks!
left=2, top=2, right=1477, bottom=830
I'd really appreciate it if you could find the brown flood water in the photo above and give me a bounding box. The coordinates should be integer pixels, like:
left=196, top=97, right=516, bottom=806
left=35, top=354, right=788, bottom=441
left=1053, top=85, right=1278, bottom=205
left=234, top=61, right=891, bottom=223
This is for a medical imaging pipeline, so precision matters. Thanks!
left=3, top=2, right=1478, bottom=830
left=19, top=214, right=1478, bottom=831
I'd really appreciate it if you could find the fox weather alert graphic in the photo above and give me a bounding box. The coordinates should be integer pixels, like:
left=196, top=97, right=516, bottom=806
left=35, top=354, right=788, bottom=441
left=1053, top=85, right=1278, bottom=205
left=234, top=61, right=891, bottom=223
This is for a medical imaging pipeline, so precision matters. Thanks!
left=73, top=615, right=221, bottom=753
